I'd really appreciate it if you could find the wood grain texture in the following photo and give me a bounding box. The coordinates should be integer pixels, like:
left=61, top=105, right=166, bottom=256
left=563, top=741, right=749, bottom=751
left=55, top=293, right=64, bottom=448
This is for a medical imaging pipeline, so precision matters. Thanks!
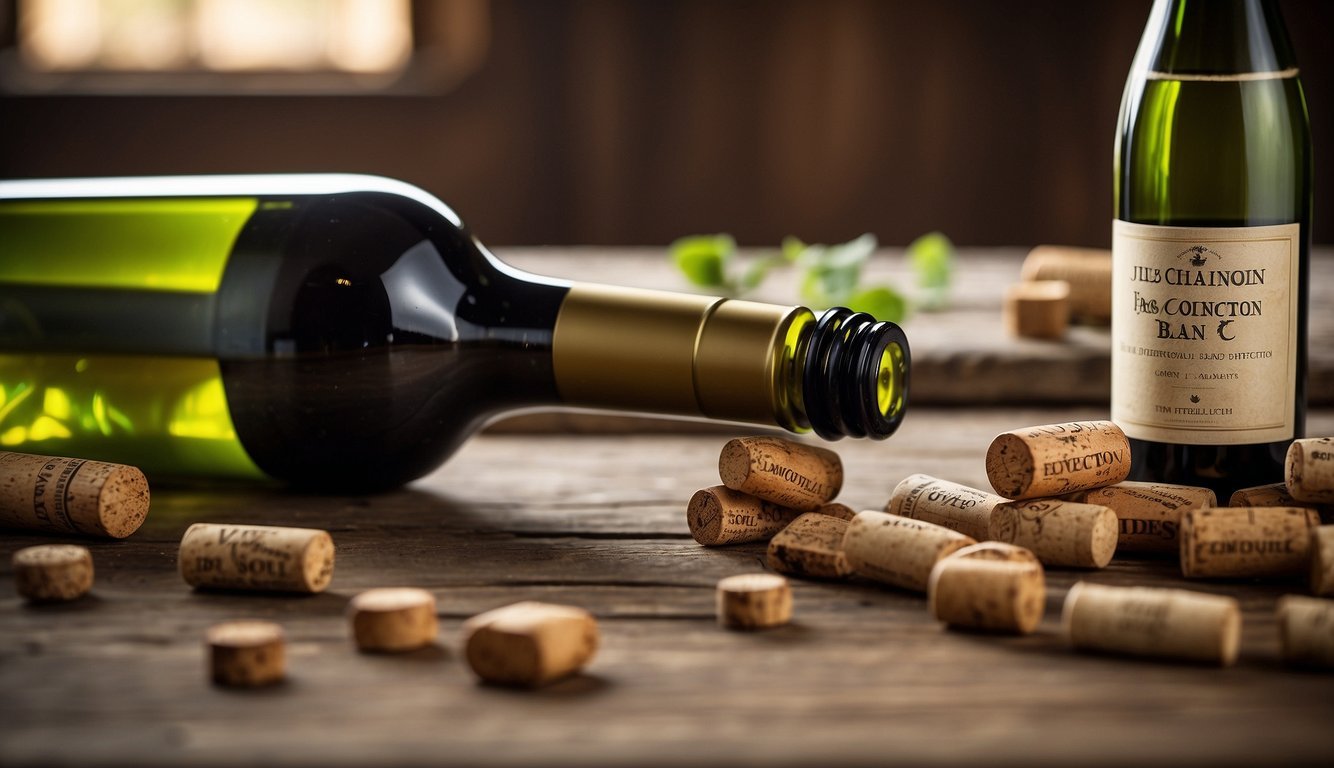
left=3, top=409, right=1333, bottom=766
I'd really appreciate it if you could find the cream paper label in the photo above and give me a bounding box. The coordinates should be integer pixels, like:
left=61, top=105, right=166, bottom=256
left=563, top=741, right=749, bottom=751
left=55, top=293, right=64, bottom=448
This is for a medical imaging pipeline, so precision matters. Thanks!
left=1111, top=221, right=1299, bottom=445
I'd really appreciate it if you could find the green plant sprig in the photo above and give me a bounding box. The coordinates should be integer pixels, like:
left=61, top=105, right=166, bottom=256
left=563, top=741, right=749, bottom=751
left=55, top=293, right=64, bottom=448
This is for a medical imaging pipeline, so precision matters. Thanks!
left=670, top=231, right=954, bottom=323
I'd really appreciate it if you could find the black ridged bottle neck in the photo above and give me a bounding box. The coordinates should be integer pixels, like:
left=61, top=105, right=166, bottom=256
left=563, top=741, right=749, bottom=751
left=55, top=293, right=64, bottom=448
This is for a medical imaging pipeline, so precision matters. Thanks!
left=797, top=307, right=910, bottom=440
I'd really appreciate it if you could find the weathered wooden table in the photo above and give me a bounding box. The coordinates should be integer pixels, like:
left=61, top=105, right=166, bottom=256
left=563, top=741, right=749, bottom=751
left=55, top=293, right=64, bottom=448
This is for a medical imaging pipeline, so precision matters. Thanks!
left=3, top=249, right=1332, bottom=766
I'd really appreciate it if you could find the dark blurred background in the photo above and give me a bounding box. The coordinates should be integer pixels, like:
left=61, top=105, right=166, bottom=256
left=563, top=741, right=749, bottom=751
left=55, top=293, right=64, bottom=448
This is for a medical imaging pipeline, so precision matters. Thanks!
left=0, top=0, right=1329, bottom=247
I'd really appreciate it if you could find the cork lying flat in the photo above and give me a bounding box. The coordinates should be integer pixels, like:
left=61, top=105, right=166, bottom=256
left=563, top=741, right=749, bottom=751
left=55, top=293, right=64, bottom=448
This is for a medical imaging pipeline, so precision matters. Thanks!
left=0, top=451, right=149, bottom=539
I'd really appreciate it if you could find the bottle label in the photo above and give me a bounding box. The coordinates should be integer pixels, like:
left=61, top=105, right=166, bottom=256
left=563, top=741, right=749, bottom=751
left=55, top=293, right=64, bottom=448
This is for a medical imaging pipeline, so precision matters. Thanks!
left=1111, top=220, right=1299, bottom=445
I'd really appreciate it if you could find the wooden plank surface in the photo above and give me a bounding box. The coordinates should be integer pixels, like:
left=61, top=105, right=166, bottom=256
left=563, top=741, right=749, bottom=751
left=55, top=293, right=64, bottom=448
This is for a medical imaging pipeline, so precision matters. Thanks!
left=3, top=408, right=1333, bottom=767
left=499, top=246, right=1334, bottom=408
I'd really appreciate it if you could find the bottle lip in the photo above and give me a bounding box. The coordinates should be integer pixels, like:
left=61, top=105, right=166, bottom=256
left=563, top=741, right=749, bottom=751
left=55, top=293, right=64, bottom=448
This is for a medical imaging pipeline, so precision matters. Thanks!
left=802, top=308, right=910, bottom=441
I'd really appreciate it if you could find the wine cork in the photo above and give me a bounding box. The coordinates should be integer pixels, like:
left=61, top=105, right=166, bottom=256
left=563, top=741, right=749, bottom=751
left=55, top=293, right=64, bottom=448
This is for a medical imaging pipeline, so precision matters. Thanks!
left=886, top=473, right=1006, bottom=541
left=1019, top=245, right=1112, bottom=324
left=1277, top=595, right=1334, bottom=668
left=1287, top=437, right=1334, bottom=504
left=716, top=573, right=793, bottom=630
left=686, top=486, right=802, bottom=546
left=989, top=499, right=1118, bottom=568
left=1228, top=481, right=1319, bottom=509
left=986, top=421, right=1131, bottom=501
left=950, top=540, right=1041, bottom=565
left=842, top=510, right=976, bottom=592
left=928, top=557, right=1045, bottom=634
left=179, top=523, right=335, bottom=593
left=1309, top=526, right=1334, bottom=597
left=462, top=601, right=599, bottom=688
left=1084, top=481, right=1217, bottom=555
left=348, top=588, right=439, bottom=653
left=1179, top=506, right=1319, bottom=579
left=1062, top=582, right=1240, bottom=665
left=12, top=544, right=94, bottom=602
left=1004, top=279, right=1070, bottom=340
left=815, top=502, right=857, bottom=521
left=765, top=513, right=851, bottom=579
left=0, top=451, right=149, bottom=539
left=206, top=620, right=286, bottom=687
left=718, top=437, right=842, bottom=510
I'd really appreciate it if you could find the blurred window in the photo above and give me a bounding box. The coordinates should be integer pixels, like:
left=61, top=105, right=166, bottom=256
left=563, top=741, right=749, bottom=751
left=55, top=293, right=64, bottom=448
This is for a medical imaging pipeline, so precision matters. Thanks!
left=1, top=0, right=489, bottom=93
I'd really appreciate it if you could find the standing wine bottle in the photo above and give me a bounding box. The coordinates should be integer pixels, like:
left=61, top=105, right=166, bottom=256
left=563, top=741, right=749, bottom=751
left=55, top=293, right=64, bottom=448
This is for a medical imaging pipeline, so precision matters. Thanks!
left=1113, top=0, right=1311, bottom=497
left=0, top=175, right=908, bottom=489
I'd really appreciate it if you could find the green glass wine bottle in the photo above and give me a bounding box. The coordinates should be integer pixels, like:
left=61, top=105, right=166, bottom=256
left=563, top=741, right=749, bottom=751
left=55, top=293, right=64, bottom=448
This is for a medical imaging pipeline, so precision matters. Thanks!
left=1113, top=0, right=1311, bottom=498
left=0, top=175, right=908, bottom=489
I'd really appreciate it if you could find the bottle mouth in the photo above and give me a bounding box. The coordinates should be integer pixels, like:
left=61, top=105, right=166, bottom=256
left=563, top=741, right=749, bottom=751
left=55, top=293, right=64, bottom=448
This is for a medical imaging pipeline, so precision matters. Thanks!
left=801, top=308, right=910, bottom=440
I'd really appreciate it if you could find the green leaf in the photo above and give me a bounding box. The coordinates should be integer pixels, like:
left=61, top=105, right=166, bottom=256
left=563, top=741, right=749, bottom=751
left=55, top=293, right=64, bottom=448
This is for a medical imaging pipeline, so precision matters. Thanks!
left=795, top=233, right=878, bottom=308
left=670, top=234, right=735, bottom=289
left=847, top=286, right=907, bottom=324
left=781, top=236, right=806, bottom=262
left=739, top=253, right=784, bottom=292
left=906, top=230, right=954, bottom=310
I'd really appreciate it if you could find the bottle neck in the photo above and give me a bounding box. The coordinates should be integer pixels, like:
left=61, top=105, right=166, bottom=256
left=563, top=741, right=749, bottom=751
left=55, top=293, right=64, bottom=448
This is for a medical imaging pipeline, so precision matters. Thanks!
left=1137, top=0, right=1296, bottom=77
left=550, top=283, right=908, bottom=439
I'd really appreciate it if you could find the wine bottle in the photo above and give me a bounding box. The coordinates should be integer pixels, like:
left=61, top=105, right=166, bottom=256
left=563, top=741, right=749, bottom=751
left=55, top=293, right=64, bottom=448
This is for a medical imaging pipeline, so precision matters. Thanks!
left=1113, top=0, right=1311, bottom=498
left=0, top=175, right=909, bottom=488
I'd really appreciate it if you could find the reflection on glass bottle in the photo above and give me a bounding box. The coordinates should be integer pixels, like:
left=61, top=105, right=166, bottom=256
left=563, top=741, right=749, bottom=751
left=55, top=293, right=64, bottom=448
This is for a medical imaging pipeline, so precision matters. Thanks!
left=0, top=175, right=910, bottom=489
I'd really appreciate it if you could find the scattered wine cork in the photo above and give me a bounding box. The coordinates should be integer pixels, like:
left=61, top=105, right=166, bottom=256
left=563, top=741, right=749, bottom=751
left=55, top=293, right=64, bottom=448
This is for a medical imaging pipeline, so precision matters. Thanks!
left=0, top=451, right=149, bottom=539
left=989, top=499, right=1118, bottom=568
left=179, top=523, right=335, bottom=593
left=12, top=544, right=94, bottom=602
left=718, top=437, right=842, bottom=510
left=686, top=486, right=802, bottom=546
left=842, top=510, right=976, bottom=592
left=949, top=540, right=1041, bottom=565
left=1004, top=280, right=1070, bottom=340
left=1229, top=481, right=1315, bottom=508
left=1062, top=582, right=1240, bottom=665
left=716, top=573, right=793, bottom=630
left=1310, top=526, right=1334, bottom=597
left=1019, top=245, right=1112, bottom=324
left=766, top=513, right=851, bottom=579
left=348, top=588, right=439, bottom=653
left=928, top=557, right=1045, bottom=634
left=1084, top=481, right=1217, bottom=555
left=815, top=502, right=857, bottom=521
left=462, top=601, right=599, bottom=688
left=1277, top=595, right=1334, bottom=668
left=1179, top=506, right=1320, bottom=579
left=206, top=620, right=286, bottom=687
left=886, top=474, right=1006, bottom=541
left=1287, top=437, right=1334, bottom=504
left=986, top=421, right=1131, bottom=500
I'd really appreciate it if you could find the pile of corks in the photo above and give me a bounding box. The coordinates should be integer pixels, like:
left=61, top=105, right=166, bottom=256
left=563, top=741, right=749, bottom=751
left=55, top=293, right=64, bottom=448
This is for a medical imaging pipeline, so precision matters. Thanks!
left=690, top=426, right=1334, bottom=668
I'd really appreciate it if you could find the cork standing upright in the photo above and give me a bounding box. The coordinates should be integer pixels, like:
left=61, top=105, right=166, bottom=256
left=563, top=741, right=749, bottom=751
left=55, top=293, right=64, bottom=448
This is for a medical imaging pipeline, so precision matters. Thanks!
left=985, top=421, right=1131, bottom=500
left=0, top=451, right=149, bottom=539
left=718, top=437, right=843, bottom=510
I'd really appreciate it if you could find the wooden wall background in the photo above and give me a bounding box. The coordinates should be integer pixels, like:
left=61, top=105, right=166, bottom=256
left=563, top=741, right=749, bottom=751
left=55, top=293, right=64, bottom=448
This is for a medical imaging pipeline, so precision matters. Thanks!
left=1, top=0, right=1330, bottom=248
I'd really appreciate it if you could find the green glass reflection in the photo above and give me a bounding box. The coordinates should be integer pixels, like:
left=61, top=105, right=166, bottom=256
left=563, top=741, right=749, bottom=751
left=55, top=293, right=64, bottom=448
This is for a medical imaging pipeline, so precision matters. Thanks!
left=0, top=354, right=262, bottom=479
left=0, top=198, right=257, bottom=292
